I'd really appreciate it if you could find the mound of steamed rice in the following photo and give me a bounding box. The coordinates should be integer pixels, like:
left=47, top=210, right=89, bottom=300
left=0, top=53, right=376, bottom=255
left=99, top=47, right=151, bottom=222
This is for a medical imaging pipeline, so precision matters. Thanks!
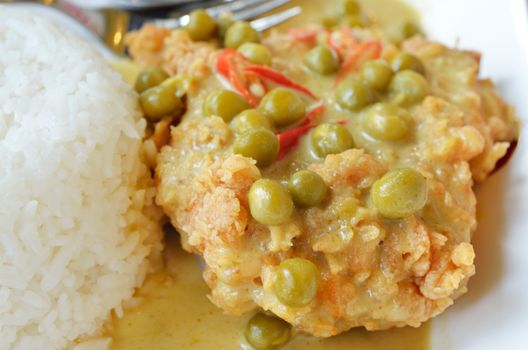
left=0, top=8, right=162, bottom=350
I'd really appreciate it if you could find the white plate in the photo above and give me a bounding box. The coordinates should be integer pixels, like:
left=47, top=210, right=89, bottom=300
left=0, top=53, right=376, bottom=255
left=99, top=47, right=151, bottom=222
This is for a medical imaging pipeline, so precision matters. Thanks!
left=404, top=0, right=528, bottom=349
left=17, top=0, right=527, bottom=347
left=66, top=0, right=194, bottom=9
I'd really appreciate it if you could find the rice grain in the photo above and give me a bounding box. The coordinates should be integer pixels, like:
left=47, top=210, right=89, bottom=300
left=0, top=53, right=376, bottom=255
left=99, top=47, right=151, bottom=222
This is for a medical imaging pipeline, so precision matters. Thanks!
left=0, top=8, right=162, bottom=350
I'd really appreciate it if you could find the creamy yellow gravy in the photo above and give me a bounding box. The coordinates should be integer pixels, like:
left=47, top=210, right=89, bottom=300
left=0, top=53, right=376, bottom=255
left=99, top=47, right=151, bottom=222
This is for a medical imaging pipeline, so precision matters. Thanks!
left=108, top=1, right=430, bottom=349
left=108, top=237, right=430, bottom=350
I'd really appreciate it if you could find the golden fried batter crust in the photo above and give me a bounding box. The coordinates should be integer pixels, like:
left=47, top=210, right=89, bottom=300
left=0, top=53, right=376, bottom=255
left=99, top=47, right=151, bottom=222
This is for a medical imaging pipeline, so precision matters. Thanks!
left=149, top=26, right=519, bottom=335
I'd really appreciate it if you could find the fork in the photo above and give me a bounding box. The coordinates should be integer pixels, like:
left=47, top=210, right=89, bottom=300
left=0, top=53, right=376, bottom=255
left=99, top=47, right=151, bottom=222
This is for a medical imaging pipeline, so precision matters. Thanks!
left=4, top=0, right=301, bottom=58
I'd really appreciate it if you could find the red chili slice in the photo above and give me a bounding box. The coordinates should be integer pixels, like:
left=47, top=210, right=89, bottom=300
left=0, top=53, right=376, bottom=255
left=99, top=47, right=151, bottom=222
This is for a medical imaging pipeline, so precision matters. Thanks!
left=245, top=65, right=318, bottom=100
left=289, top=28, right=318, bottom=42
left=340, top=27, right=358, bottom=46
left=277, top=124, right=314, bottom=160
left=335, top=40, right=382, bottom=84
left=276, top=103, right=326, bottom=160
left=326, top=33, right=342, bottom=58
left=215, top=49, right=260, bottom=107
left=299, top=102, right=326, bottom=127
left=215, top=48, right=240, bottom=78
left=326, top=27, right=358, bottom=59
left=230, top=69, right=260, bottom=107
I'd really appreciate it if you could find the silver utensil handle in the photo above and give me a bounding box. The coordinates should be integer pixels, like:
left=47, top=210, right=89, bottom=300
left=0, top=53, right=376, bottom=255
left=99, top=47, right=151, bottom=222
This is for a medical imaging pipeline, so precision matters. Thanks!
left=58, top=0, right=196, bottom=10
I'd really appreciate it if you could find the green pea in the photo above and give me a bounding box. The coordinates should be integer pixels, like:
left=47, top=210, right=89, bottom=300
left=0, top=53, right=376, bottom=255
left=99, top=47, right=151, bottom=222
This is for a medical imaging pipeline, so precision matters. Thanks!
left=274, top=258, right=319, bottom=307
left=340, top=0, right=361, bottom=15
left=401, top=21, right=422, bottom=39
left=289, top=170, right=328, bottom=207
left=203, top=90, right=250, bottom=122
left=140, top=85, right=183, bottom=121
left=216, top=15, right=235, bottom=39
left=363, top=103, right=410, bottom=141
left=359, top=60, right=393, bottom=91
left=161, top=74, right=191, bottom=98
left=185, top=9, right=217, bottom=41
left=371, top=168, right=428, bottom=219
left=134, top=67, right=169, bottom=93
left=391, top=52, right=426, bottom=75
left=234, top=128, right=279, bottom=167
left=304, top=46, right=340, bottom=75
left=238, top=43, right=273, bottom=66
left=224, top=21, right=260, bottom=49
left=249, top=179, right=294, bottom=226
left=388, top=70, right=428, bottom=106
left=341, top=15, right=365, bottom=28
left=244, top=313, right=291, bottom=350
left=258, top=88, right=306, bottom=127
left=231, top=109, right=273, bottom=133
left=311, top=123, right=354, bottom=158
left=335, top=78, right=376, bottom=111
left=322, top=15, right=340, bottom=29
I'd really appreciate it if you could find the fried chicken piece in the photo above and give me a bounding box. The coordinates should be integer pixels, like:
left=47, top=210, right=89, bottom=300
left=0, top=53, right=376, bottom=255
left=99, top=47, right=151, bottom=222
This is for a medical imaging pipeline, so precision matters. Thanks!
left=150, top=26, right=518, bottom=336
left=126, top=25, right=217, bottom=79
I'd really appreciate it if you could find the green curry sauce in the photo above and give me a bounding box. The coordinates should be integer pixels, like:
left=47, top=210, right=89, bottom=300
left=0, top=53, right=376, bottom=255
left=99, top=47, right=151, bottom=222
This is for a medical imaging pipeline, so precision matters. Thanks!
left=107, top=1, right=430, bottom=349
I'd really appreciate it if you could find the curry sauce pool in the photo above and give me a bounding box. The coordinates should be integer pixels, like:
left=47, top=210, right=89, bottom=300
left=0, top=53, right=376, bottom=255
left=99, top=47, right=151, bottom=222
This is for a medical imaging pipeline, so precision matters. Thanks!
left=106, top=0, right=518, bottom=348
left=108, top=236, right=430, bottom=350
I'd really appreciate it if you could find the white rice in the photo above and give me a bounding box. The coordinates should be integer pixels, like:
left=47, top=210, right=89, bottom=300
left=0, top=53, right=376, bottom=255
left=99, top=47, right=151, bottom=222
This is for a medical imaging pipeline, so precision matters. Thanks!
left=0, top=8, right=162, bottom=350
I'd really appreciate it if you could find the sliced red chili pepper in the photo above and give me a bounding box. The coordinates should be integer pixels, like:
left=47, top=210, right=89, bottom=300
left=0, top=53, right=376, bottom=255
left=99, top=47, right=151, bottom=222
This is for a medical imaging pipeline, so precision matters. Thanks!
left=299, top=102, right=326, bottom=127
left=230, top=67, right=260, bottom=107
left=335, top=40, right=382, bottom=84
left=216, top=49, right=260, bottom=107
left=326, top=32, right=342, bottom=58
left=340, top=27, right=358, bottom=47
left=277, top=124, right=314, bottom=160
left=277, top=103, right=326, bottom=160
left=289, top=28, right=318, bottom=42
left=245, top=65, right=318, bottom=100
left=326, top=27, right=358, bottom=58
left=215, top=48, right=240, bottom=78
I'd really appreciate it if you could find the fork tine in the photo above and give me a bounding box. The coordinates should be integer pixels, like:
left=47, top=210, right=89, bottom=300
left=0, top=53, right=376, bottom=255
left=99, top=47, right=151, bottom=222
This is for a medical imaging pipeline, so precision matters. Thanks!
left=168, top=0, right=267, bottom=19
left=250, top=6, right=302, bottom=32
left=152, top=0, right=295, bottom=30
left=232, top=0, right=292, bottom=21
left=205, top=0, right=269, bottom=18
